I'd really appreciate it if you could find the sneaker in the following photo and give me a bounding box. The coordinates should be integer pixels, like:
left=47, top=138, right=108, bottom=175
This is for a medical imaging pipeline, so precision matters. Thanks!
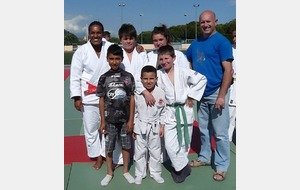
left=123, top=172, right=135, bottom=184
left=100, top=174, right=113, bottom=186
left=150, top=175, right=164, bottom=184
left=134, top=176, right=142, bottom=185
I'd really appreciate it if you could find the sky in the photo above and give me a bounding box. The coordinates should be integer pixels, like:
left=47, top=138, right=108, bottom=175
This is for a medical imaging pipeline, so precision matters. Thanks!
left=64, top=0, right=236, bottom=39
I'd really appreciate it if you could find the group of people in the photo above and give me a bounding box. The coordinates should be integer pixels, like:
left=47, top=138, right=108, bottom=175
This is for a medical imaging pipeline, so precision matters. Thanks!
left=69, top=9, right=236, bottom=186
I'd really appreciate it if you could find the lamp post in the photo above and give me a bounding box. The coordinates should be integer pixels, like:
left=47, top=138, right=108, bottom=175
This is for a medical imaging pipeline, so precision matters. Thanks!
left=184, top=14, right=187, bottom=43
left=118, top=3, right=126, bottom=25
left=140, top=13, right=143, bottom=44
left=193, top=4, right=200, bottom=39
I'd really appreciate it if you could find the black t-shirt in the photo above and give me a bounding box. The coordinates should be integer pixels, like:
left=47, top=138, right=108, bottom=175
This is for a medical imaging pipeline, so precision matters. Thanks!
left=96, top=68, right=135, bottom=123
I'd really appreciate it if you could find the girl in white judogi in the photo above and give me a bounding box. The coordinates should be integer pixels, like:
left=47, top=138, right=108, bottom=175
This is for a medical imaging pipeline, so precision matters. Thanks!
left=156, top=45, right=207, bottom=183
left=147, top=24, right=191, bottom=70
left=133, top=65, right=166, bottom=185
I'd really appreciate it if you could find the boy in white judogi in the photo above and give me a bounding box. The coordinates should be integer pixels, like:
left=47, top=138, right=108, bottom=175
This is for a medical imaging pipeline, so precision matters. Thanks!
left=156, top=45, right=207, bottom=183
left=133, top=65, right=166, bottom=185
left=112, top=23, right=150, bottom=166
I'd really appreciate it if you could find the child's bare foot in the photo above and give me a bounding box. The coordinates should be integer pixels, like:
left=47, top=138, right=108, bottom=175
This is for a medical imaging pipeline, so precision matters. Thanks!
left=113, top=163, right=123, bottom=170
left=92, top=156, right=103, bottom=170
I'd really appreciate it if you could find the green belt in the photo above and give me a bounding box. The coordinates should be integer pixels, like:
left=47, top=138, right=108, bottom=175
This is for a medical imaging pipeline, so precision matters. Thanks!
left=168, top=103, right=190, bottom=153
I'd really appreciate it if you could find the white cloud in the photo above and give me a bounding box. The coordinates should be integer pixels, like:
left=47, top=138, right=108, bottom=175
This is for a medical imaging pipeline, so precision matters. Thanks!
left=64, top=15, right=89, bottom=37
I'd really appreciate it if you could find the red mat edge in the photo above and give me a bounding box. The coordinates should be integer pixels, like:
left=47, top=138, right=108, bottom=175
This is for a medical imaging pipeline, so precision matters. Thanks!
left=64, top=124, right=215, bottom=164
left=64, top=135, right=93, bottom=164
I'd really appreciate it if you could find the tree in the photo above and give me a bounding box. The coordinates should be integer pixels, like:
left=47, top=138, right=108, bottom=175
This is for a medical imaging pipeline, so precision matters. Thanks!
left=64, top=30, right=80, bottom=45
left=64, top=18, right=236, bottom=45
left=136, top=19, right=236, bottom=44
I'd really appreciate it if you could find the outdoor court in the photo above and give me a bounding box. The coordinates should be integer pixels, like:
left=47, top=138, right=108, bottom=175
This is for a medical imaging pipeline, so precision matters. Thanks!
left=64, top=65, right=236, bottom=190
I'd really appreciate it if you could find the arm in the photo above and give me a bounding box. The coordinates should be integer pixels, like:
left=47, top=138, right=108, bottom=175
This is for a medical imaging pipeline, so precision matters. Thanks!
left=126, top=94, right=135, bottom=133
left=99, top=96, right=106, bottom=134
left=141, top=90, right=156, bottom=106
left=186, top=69, right=207, bottom=101
left=215, top=60, right=233, bottom=111
left=70, top=50, right=84, bottom=111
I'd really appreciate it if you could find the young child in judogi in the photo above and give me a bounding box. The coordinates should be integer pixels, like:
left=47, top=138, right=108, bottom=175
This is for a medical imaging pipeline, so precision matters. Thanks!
left=132, top=65, right=166, bottom=185
left=96, top=44, right=135, bottom=186
left=156, top=45, right=207, bottom=183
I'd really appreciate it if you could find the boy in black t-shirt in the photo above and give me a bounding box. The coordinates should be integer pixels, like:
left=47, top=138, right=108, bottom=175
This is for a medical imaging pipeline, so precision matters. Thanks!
left=96, top=44, right=135, bottom=186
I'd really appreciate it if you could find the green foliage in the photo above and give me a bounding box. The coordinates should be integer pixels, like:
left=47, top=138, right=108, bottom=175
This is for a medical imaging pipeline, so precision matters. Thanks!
left=64, top=19, right=236, bottom=45
left=64, top=30, right=80, bottom=45
left=216, top=19, right=236, bottom=43
left=110, top=37, right=120, bottom=44
left=136, top=19, right=236, bottom=44
left=137, top=31, right=152, bottom=44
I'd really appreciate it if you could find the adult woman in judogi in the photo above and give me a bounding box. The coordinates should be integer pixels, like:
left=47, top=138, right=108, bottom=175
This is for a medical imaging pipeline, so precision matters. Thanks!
left=70, top=21, right=121, bottom=170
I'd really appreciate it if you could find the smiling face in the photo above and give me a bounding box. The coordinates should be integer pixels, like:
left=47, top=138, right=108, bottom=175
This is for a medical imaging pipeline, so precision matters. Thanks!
left=120, top=35, right=136, bottom=52
left=157, top=45, right=176, bottom=72
left=199, top=10, right=217, bottom=38
left=118, top=24, right=138, bottom=52
left=158, top=53, right=175, bottom=71
left=88, top=24, right=103, bottom=46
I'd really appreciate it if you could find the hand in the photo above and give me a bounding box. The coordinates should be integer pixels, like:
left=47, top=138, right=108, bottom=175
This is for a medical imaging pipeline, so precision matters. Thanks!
left=214, top=96, right=225, bottom=111
left=136, top=44, right=145, bottom=53
left=126, top=122, right=134, bottom=133
left=99, top=124, right=106, bottom=134
left=132, top=132, right=137, bottom=140
left=143, top=90, right=156, bottom=107
left=74, top=98, right=83, bottom=111
left=186, top=97, right=194, bottom=108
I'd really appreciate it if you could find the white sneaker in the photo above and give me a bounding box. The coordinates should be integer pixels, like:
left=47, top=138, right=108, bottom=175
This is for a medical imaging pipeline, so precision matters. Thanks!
left=100, top=175, right=113, bottom=186
left=134, top=176, right=142, bottom=184
left=123, top=172, right=135, bottom=184
left=151, top=175, right=164, bottom=184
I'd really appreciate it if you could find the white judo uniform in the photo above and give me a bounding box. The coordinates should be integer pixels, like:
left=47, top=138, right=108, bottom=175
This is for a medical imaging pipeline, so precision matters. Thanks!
left=121, top=48, right=149, bottom=94
left=229, top=47, right=236, bottom=141
left=156, top=65, right=207, bottom=171
left=147, top=49, right=191, bottom=69
left=112, top=47, right=149, bottom=165
left=70, top=39, right=123, bottom=165
left=134, top=86, right=166, bottom=179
